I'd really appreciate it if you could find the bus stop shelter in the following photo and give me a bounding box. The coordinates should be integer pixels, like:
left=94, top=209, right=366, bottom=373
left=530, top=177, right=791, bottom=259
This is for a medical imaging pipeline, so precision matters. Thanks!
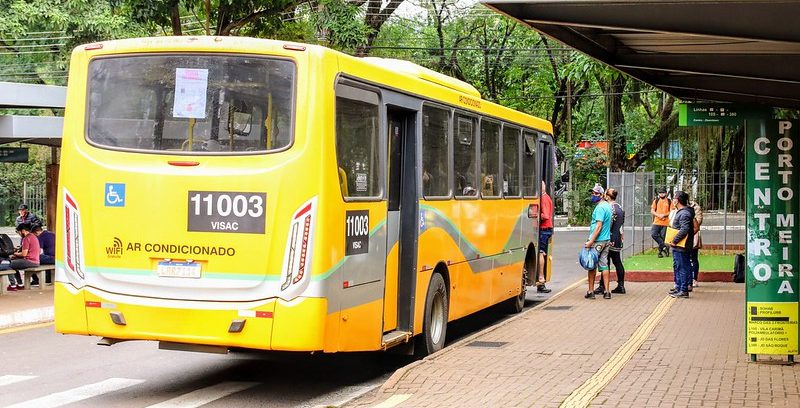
left=482, top=0, right=800, bottom=360
left=0, top=81, right=66, bottom=228
left=482, top=0, right=800, bottom=109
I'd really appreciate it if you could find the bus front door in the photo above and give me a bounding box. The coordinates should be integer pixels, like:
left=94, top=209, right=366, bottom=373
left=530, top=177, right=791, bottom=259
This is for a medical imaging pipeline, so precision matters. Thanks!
left=384, top=108, right=418, bottom=341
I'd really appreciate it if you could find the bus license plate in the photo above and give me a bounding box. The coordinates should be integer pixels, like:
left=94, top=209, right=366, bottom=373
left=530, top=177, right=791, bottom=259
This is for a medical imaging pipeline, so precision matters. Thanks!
left=156, top=261, right=201, bottom=278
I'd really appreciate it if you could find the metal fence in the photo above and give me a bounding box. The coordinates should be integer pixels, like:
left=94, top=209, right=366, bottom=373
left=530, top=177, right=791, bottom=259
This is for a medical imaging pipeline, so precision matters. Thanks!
left=21, top=181, right=47, bottom=224
left=607, top=170, right=745, bottom=258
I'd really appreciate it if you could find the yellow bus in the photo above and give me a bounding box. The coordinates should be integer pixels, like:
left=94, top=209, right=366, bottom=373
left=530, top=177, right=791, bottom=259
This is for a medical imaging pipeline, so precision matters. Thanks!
left=55, top=36, right=556, bottom=355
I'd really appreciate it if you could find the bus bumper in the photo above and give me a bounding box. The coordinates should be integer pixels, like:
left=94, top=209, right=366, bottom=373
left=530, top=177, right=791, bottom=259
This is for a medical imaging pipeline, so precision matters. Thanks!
left=54, top=283, right=327, bottom=351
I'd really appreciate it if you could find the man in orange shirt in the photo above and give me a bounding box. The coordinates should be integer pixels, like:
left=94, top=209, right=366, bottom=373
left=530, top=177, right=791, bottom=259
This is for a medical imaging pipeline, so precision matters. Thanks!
left=650, top=187, right=672, bottom=257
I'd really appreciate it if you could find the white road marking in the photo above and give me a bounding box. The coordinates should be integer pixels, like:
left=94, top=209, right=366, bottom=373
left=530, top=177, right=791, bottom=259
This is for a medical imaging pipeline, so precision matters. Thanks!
left=145, top=381, right=259, bottom=408
left=4, top=377, right=145, bottom=408
left=0, top=375, right=36, bottom=387
left=371, top=394, right=412, bottom=408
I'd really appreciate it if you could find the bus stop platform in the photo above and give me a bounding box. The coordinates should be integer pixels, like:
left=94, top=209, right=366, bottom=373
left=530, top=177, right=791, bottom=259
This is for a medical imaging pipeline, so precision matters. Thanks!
left=345, top=281, right=800, bottom=408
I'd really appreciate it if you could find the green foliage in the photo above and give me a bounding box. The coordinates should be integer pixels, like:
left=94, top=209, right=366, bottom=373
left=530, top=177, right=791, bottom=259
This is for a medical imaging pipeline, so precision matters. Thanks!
left=309, top=0, right=371, bottom=51
left=0, top=146, right=48, bottom=226
left=561, top=145, right=607, bottom=224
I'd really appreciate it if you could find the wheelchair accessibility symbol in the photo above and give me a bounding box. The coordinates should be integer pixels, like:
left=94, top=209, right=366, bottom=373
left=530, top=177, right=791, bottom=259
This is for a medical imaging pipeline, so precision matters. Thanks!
left=105, top=183, right=126, bottom=207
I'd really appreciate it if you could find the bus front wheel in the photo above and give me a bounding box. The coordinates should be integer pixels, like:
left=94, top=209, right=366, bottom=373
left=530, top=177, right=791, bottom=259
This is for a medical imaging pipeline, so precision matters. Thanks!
left=416, top=273, right=448, bottom=356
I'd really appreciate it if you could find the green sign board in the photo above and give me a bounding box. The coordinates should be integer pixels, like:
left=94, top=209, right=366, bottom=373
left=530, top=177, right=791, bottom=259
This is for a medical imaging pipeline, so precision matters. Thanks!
left=0, top=147, right=28, bottom=163
left=746, top=119, right=800, bottom=356
left=679, top=103, right=769, bottom=127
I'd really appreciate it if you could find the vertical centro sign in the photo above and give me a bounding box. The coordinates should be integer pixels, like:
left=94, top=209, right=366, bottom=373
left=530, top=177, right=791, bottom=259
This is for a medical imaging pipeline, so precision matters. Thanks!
left=746, top=119, right=800, bottom=356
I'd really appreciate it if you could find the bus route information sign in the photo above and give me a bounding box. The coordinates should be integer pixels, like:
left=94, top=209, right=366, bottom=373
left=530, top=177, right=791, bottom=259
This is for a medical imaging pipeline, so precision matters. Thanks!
left=745, top=119, right=800, bottom=356
left=679, top=103, right=769, bottom=127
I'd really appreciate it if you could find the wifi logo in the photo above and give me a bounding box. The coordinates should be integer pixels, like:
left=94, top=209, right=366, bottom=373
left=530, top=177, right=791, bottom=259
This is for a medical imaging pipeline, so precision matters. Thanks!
left=105, top=237, right=124, bottom=257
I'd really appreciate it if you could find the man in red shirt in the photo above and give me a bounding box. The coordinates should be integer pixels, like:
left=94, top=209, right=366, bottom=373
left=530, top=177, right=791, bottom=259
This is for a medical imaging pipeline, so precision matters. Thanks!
left=7, top=223, right=41, bottom=291
left=537, top=181, right=553, bottom=293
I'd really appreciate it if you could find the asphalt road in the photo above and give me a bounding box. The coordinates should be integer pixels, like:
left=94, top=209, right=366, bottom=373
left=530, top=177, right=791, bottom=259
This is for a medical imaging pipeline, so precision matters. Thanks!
left=0, top=231, right=589, bottom=408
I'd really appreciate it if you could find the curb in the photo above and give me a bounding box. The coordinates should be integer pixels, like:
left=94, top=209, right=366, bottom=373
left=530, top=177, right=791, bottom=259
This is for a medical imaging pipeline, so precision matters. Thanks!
left=0, top=306, right=54, bottom=330
left=621, top=271, right=733, bottom=282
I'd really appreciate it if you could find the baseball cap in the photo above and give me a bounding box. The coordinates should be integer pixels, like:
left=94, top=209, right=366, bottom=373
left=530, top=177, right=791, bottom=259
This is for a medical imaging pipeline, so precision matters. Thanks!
left=590, top=183, right=605, bottom=195
left=18, top=204, right=28, bottom=210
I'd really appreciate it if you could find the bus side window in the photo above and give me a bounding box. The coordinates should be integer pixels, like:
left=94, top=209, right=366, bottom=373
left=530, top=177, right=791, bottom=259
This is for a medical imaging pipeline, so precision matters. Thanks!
left=480, top=119, right=501, bottom=197
left=522, top=131, right=538, bottom=197
left=335, top=84, right=381, bottom=199
left=422, top=105, right=451, bottom=198
left=502, top=125, right=521, bottom=197
left=454, top=114, right=478, bottom=197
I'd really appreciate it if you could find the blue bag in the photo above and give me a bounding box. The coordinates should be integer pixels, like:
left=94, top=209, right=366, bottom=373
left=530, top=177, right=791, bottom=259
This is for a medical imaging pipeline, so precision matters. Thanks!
left=579, top=247, right=599, bottom=271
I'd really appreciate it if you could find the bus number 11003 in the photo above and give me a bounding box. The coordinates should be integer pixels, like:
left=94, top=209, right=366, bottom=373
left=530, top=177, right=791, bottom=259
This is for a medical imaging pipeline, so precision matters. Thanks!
left=187, top=191, right=267, bottom=234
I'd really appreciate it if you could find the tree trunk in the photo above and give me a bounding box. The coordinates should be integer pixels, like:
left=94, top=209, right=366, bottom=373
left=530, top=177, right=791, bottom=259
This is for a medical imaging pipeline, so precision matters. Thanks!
left=605, top=75, right=627, bottom=170
left=170, top=2, right=182, bottom=35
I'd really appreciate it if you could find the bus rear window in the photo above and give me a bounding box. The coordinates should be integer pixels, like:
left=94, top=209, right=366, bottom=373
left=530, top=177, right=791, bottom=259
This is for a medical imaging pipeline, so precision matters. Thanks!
left=87, top=54, right=295, bottom=154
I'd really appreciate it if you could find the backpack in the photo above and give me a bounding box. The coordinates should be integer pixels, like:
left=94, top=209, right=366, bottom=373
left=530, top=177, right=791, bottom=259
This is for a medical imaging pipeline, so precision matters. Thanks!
left=0, top=234, right=14, bottom=258
left=732, top=253, right=745, bottom=283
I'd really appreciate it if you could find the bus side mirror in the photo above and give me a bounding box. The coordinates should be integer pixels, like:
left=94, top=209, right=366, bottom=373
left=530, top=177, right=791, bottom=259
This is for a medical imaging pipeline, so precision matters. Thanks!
left=528, top=203, right=539, bottom=219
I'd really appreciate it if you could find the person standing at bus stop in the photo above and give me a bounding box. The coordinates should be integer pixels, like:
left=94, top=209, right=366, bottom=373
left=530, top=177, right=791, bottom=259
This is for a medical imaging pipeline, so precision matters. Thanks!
left=669, top=191, right=695, bottom=298
left=15, top=204, right=41, bottom=227
left=536, top=181, right=553, bottom=293
left=585, top=183, right=613, bottom=299
left=595, top=187, right=626, bottom=294
left=650, top=188, right=672, bottom=257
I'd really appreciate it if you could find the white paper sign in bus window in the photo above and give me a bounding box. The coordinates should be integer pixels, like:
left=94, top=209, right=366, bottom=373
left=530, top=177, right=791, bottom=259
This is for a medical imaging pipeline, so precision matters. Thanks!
left=173, top=68, right=209, bottom=119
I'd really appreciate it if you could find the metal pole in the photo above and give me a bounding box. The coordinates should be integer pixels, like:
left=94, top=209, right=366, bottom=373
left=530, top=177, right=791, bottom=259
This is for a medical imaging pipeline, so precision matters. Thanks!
left=623, top=171, right=629, bottom=258
left=723, top=170, right=729, bottom=255
left=23, top=180, right=28, bottom=206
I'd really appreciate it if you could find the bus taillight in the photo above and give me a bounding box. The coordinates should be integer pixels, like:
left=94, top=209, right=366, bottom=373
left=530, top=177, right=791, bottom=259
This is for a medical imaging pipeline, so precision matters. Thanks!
left=279, top=197, right=317, bottom=300
left=63, top=189, right=86, bottom=280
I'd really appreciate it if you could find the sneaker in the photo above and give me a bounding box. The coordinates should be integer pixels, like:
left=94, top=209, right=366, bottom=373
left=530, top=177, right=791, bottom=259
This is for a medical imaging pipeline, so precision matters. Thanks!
left=657, top=251, right=664, bottom=258
left=687, top=285, right=693, bottom=292
left=537, top=284, right=552, bottom=293
left=670, top=291, right=689, bottom=298
left=603, top=292, right=612, bottom=299
left=611, top=286, right=626, bottom=294
left=668, top=287, right=678, bottom=294
left=6, top=285, right=17, bottom=291
left=664, top=247, right=670, bottom=256
left=593, top=286, right=604, bottom=295
left=693, top=280, right=699, bottom=287
left=585, top=292, right=596, bottom=299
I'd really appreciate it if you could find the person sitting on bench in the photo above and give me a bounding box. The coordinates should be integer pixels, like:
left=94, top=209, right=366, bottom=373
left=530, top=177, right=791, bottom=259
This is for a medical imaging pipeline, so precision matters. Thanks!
left=32, top=225, right=55, bottom=284
left=7, top=223, right=40, bottom=291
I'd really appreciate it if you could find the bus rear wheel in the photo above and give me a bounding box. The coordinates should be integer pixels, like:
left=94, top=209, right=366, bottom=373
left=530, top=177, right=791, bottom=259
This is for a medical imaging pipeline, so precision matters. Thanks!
left=416, top=273, right=448, bottom=356
left=502, top=270, right=526, bottom=314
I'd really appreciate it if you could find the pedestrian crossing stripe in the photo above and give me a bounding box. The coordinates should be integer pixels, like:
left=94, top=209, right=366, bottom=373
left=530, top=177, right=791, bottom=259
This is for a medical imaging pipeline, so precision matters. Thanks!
left=0, top=375, right=36, bottom=387
left=0, top=377, right=263, bottom=408
left=4, top=377, right=146, bottom=408
left=145, top=381, right=259, bottom=408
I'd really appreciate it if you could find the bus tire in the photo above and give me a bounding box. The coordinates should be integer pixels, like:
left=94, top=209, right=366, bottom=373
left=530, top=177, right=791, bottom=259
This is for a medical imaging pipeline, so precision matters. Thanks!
left=502, top=272, right=526, bottom=314
left=416, top=273, right=448, bottom=356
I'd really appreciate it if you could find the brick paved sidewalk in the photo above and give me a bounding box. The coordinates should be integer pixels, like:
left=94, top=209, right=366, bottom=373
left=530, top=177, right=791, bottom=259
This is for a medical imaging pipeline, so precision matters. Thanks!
left=345, top=282, right=800, bottom=408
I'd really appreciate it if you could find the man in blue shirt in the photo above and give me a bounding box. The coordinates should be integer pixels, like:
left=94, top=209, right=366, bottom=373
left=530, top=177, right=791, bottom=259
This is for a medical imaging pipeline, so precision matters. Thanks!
left=585, top=183, right=613, bottom=299
left=32, top=225, right=55, bottom=285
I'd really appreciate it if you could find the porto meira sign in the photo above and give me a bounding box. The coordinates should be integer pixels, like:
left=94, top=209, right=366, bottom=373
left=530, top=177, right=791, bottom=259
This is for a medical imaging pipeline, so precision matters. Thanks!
left=746, top=120, right=800, bottom=356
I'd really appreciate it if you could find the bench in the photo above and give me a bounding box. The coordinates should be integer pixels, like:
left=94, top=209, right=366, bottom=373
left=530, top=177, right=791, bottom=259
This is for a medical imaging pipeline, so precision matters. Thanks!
left=22, top=265, right=56, bottom=290
left=0, top=270, right=16, bottom=295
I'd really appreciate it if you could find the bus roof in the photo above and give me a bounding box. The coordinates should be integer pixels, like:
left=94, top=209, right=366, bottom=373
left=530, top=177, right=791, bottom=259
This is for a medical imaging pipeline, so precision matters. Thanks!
left=77, top=36, right=553, bottom=135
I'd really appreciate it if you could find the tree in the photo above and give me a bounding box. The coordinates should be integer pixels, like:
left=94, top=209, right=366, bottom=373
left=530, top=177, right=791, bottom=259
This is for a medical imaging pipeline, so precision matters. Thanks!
left=121, top=0, right=304, bottom=36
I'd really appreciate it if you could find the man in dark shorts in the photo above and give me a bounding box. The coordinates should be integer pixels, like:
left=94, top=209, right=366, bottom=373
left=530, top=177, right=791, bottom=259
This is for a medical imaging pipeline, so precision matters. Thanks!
left=537, top=181, right=553, bottom=293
